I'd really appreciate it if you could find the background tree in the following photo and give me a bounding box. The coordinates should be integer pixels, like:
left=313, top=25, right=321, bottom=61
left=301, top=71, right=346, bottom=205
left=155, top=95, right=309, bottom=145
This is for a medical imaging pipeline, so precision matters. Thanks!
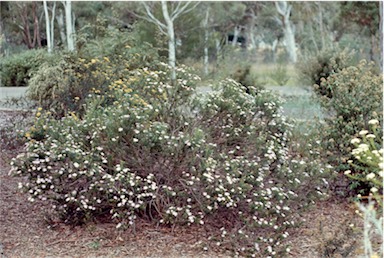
left=338, top=2, right=381, bottom=65
left=43, top=1, right=56, bottom=53
left=62, top=0, right=75, bottom=52
left=275, top=1, right=297, bottom=63
left=135, top=1, right=199, bottom=80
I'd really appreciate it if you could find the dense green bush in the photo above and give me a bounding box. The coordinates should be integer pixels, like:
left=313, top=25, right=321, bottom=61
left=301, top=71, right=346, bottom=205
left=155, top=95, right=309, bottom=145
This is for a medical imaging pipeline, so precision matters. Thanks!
left=0, top=49, right=59, bottom=87
left=77, top=23, right=160, bottom=66
left=318, top=60, right=382, bottom=158
left=346, top=119, right=383, bottom=203
left=316, top=60, right=383, bottom=189
left=28, top=26, right=161, bottom=118
left=11, top=62, right=331, bottom=256
left=28, top=54, right=115, bottom=117
left=297, top=47, right=356, bottom=95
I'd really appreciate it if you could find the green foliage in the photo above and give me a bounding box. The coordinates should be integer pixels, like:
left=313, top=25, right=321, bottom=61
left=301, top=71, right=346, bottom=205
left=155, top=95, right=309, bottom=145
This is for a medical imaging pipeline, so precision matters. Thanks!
left=345, top=119, right=383, bottom=205
left=77, top=22, right=160, bottom=64
left=214, top=48, right=265, bottom=90
left=319, top=60, right=383, bottom=157
left=28, top=26, right=161, bottom=118
left=269, top=62, right=290, bottom=86
left=339, top=2, right=380, bottom=35
left=27, top=55, right=110, bottom=118
left=297, top=47, right=356, bottom=93
left=316, top=60, right=383, bottom=181
left=0, top=49, right=58, bottom=86
left=11, top=64, right=331, bottom=256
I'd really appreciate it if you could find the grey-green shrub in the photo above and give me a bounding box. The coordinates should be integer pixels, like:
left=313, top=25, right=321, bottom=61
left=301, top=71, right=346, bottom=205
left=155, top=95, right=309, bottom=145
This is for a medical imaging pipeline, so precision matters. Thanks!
left=317, top=60, right=383, bottom=192
left=11, top=64, right=332, bottom=256
left=0, top=49, right=58, bottom=87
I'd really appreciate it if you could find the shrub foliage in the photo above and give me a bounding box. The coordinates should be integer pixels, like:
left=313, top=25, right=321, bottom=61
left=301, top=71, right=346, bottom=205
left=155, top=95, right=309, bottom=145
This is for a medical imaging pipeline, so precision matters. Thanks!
left=317, top=60, right=383, bottom=166
left=0, top=49, right=58, bottom=87
left=297, top=47, right=356, bottom=96
left=10, top=60, right=332, bottom=256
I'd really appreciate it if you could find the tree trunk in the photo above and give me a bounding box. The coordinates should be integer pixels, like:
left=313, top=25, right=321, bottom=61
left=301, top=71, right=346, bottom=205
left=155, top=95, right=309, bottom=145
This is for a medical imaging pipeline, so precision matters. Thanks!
left=56, top=8, right=66, bottom=46
left=203, top=7, right=210, bottom=76
left=50, top=2, right=56, bottom=50
left=317, top=3, right=326, bottom=50
left=32, top=2, right=42, bottom=48
left=232, top=26, right=239, bottom=47
left=275, top=1, right=297, bottom=63
left=63, top=0, right=75, bottom=51
left=161, top=1, right=176, bottom=81
left=284, top=23, right=297, bottom=63
left=43, top=1, right=52, bottom=53
left=19, top=4, right=33, bottom=49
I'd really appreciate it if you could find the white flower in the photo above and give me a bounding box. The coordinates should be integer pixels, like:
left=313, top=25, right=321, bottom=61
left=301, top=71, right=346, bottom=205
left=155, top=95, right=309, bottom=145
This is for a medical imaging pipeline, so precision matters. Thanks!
left=350, top=138, right=361, bottom=144
left=344, top=170, right=351, bottom=175
left=359, top=130, right=369, bottom=136
left=118, top=127, right=123, bottom=132
left=133, top=138, right=139, bottom=142
left=366, top=134, right=375, bottom=139
left=73, top=162, right=79, bottom=168
left=366, top=173, right=375, bottom=180
left=368, top=119, right=379, bottom=125
left=371, top=187, right=378, bottom=193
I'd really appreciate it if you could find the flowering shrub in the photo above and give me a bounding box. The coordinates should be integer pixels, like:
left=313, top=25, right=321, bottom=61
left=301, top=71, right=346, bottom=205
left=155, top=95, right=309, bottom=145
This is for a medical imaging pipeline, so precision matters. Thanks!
left=28, top=27, right=160, bottom=118
left=316, top=60, right=383, bottom=170
left=11, top=62, right=332, bottom=256
left=345, top=119, right=383, bottom=205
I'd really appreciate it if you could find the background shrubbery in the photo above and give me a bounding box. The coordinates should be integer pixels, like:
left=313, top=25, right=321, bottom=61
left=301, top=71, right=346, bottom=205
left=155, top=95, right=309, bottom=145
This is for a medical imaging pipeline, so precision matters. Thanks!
left=0, top=49, right=59, bottom=87
left=297, top=47, right=357, bottom=98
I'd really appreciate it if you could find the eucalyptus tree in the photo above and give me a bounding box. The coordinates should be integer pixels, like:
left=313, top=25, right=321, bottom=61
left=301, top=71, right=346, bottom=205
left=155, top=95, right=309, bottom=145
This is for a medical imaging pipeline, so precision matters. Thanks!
left=275, top=1, right=297, bottom=63
left=135, top=1, right=199, bottom=80
left=62, top=0, right=75, bottom=51
left=43, top=1, right=56, bottom=53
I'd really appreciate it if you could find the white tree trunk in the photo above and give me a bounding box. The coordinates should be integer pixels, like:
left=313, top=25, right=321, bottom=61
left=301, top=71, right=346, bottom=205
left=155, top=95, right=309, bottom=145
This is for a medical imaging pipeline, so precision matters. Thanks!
left=63, top=0, right=75, bottom=52
left=56, top=8, right=66, bottom=46
left=138, top=1, right=198, bottom=81
left=161, top=1, right=176, bottom=81
left=284, top=23, right=297, bottom=63
left=50, top=2, right=56, bottom=50
left=232, top=26, right=240, bottom=47
left=203, top=7, right=210, bottom=76
left=275, top=1, right=297, bottom=63
left=43, top=1, right=52, bottom=53
left=317, top=3, right=326, bottom=50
